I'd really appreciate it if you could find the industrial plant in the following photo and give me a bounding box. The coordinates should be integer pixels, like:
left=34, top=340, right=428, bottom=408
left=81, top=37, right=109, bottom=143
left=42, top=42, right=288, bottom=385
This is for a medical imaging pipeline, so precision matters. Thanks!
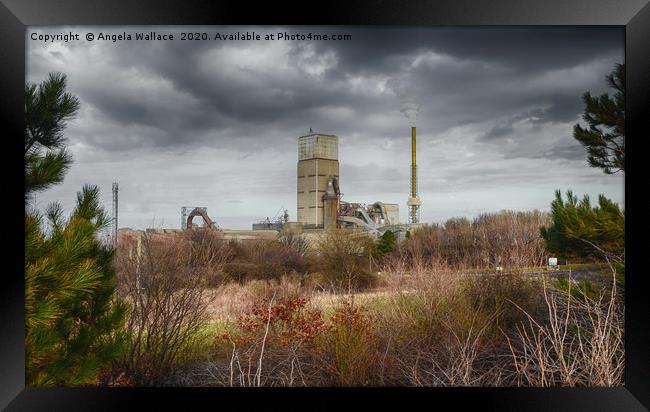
left=292, top=130, right=413, bottom=237
left=116, top=126, right=423, bottom=243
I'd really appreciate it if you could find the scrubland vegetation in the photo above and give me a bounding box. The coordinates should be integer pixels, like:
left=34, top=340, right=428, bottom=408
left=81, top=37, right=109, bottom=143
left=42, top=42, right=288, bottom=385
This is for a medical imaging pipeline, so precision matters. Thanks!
left=99, top=209, right=624, bottom=387
left=25, top=67, right=625, bottom=388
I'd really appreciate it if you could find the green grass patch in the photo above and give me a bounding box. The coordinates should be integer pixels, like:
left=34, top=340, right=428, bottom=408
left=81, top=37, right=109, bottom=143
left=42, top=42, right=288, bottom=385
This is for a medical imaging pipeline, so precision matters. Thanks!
left=559, top=262, right=609, bottom=271
left=175, top=319, right=239, bottom=366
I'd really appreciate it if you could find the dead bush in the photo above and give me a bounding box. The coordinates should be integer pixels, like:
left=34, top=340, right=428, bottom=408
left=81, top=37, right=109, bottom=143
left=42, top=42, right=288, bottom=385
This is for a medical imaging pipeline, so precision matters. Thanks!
left=397, top=210, right=550, bottom=270
left=220, top=238, right=310, bottom=284
left=114, top=231, right=221, bottom=385
left=316, top=229, right=377, bottom=293
left=505, top=276, right=624, bottom=387
left=318, top=298, right=382, bottom=386
left=463, top=273, right=545, bottom=343
left=372, top=269, right=546, bottom=386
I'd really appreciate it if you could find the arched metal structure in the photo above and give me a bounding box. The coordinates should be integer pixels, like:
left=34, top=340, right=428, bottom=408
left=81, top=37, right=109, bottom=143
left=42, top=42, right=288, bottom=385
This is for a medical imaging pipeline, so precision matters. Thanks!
left=186, top=207, right=216, bottom=229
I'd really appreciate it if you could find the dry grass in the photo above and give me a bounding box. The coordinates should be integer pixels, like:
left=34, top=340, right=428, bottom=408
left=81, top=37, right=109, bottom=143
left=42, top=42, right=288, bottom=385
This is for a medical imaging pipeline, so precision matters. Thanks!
left=505, top=274, right=624, bottom=387
left=112, top=215, right=623, bottom=387
left=179, top=263, right=623, bottom=387
left=204, top=277, right=308, bottom=321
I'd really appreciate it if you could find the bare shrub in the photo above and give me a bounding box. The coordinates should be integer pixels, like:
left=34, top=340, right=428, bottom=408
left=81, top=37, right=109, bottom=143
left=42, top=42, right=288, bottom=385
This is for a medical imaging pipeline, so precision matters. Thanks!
left=189, top=231, right=236, bottom=287
left=114, top=231, right=222, bottom=385
left=278, top=231, right=310, bottom=258
left=316, top=229, right=377, bottom=293
left=374, top=266, right=623, bottom=387
left=317, top=298, right=382, bottom=386
left=371, top=269, right=492, bottom=386
left=145, top=224, right=623, bottom=388
left=370, top=267, right=547, bottom=387
left=397, top=210, right=550, bottom=270
left=222, top=238, right=310, bottom=284
left=402, top=311, right=496, bottom=387
left=473, top=211, right=550, bottom=269
left=505, top=276, right=624, bottom=386
left=169, top=263, right=623, bottom=387
left=463, top=273, right=545, bottom=341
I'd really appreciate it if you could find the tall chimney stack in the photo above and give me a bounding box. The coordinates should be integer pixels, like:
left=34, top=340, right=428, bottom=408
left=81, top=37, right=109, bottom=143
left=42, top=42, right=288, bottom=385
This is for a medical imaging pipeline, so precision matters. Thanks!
left=407, top=126, right=422, bottom=223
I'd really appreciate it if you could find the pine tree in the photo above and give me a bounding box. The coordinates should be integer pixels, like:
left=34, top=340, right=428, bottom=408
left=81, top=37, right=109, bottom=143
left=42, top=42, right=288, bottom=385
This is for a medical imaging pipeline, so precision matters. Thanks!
left=25, top=72, right=79, bottom=201
left=25, top=73, right=126, bottom=386
left=540, top=190, right=624, bottom=262
left=26, top=186, right=127, bottom=386
left=573, top=63, right=625, bottom=174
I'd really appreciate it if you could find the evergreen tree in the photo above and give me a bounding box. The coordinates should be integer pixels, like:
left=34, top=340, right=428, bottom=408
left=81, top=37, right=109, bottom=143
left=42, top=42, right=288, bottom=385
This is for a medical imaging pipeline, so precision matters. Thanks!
left=573, top=63, right=625, bottom=174
left=25, top=72, right=79, bottom=201
left=26, top=186, right=127, bottom=386
left=540, top=190, right=624, bottom=262
left=25, top=73, right=125, bottom=386
left=376, top=230, right=397, bottom=257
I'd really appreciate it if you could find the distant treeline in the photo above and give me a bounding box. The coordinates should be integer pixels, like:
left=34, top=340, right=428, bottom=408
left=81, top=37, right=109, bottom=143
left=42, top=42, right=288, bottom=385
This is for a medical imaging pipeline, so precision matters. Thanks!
left=396, top=210, right=551, bottom=270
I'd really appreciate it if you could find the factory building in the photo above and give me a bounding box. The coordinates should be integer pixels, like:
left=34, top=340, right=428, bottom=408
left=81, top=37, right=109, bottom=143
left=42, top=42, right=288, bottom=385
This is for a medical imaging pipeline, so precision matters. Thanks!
left=117, top=126, right=418, bottom=246
left=297, top=133, right=339, bottom=228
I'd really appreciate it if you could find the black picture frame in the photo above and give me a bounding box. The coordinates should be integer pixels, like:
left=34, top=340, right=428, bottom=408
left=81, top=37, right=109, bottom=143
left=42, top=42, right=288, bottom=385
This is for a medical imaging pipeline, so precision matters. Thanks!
left=2, top=0, right=648, bottom=410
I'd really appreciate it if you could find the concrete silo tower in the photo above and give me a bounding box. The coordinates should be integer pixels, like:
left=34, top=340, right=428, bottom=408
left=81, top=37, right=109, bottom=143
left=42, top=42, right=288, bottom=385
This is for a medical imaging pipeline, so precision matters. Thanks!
left=297, top=132, right=339, bottom=228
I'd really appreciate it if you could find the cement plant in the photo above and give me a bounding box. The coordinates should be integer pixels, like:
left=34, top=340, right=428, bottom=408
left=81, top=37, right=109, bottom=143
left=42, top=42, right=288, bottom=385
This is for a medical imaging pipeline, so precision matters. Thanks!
left=24, top=26, right=626, bottom=390
left=116, top=126, right=425, bottom=243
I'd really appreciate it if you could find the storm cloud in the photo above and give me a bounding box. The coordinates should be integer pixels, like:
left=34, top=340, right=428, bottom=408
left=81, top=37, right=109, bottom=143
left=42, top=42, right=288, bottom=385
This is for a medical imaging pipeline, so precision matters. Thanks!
left=27, top=26, right=624, bottom=228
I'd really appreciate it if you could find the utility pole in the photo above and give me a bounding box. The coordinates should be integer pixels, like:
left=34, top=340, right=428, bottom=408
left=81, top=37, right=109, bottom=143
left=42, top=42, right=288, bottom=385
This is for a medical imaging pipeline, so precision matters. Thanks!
left=112, top=182, right=118, bottom=247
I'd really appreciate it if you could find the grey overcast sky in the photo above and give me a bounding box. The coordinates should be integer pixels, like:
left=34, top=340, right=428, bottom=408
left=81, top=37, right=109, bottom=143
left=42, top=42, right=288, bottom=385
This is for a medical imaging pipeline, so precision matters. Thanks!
left=27, top=26, right=624, bottom=229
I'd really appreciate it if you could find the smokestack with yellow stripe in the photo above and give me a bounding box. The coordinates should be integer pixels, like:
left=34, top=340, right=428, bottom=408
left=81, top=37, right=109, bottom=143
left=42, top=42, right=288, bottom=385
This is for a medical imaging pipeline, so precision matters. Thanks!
left=406, top=126, right=422, bottom=223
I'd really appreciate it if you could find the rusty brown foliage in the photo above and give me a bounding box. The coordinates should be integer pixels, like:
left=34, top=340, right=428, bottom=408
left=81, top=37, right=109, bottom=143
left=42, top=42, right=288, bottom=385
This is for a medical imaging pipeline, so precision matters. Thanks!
left=397, top=211, right=551, bottom=270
